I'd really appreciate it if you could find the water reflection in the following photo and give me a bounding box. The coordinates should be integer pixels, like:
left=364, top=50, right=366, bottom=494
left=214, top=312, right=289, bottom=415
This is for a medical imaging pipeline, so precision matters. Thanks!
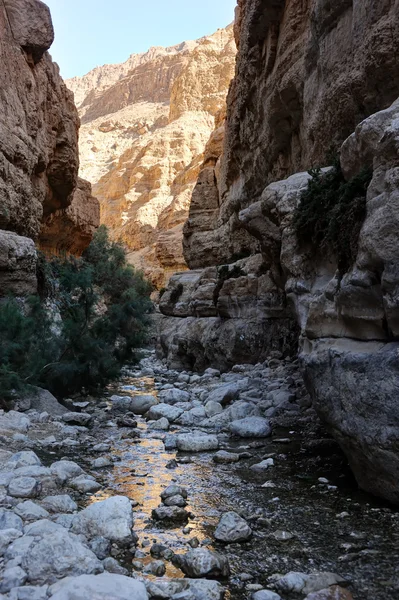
left=88, top=372, right=229, bottom=579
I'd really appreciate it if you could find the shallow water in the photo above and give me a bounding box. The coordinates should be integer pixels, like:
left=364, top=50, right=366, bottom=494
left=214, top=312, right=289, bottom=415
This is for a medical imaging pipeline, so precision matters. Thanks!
left=60, top=369, right=399, bottom=599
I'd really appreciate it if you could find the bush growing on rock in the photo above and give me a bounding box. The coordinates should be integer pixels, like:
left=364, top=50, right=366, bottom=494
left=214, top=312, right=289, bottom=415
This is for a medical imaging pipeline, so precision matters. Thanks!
left=0, top=226, right=153, bottom=405
left=293, top=158, right=372, bottom=274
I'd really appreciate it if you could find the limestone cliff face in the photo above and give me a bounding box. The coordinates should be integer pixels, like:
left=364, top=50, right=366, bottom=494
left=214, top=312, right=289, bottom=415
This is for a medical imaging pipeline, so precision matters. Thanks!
left=159, top=0, right=399, bottom=503
left=68, top=26, right=236, bottom=287
left=184, top=0, right=399, bottom=268
left=0, top=0, right=99, bottom=296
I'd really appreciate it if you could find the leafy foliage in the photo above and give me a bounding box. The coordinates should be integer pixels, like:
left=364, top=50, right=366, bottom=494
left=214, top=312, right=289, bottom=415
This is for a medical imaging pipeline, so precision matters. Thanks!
left=0, top=226, right=153, bottom=404
left=293, top=159, right=372, bottom=274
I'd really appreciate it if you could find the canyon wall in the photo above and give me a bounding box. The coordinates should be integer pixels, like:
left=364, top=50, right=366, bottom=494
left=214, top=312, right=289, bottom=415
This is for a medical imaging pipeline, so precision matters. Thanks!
left=159, top=0, right=399, bottom=503
left=67, top=27, right=236, bottom=288
left=0, top=0, right=99, bottom=296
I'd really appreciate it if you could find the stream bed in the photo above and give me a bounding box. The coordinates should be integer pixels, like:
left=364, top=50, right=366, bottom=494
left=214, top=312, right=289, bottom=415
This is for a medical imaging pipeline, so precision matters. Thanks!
left=55, top=355, right=399, bottom=600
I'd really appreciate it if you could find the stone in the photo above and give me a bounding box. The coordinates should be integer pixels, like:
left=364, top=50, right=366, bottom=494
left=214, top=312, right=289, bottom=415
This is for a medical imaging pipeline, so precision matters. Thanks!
left=9, top=585, right=48, bottom=600
left=164, top=495, right=187, bottom=508
left=89, top=536, right=111, bottom=560
left=148, top=417, right=170, bottom=431
left=22, top=388, right=68, bottom=416
left=92, top=457, right=112, bottom=469
left=143, top=560, right=166, bottom=576
left=214, top=511, right=252, bottom=543
left=146, top=404, right=183, bottom=423
left=176, top=433, right=219, bottom=452
left=71, top=496, right=133, bottom=543
left=252, top=592, right=281, bottom=600
left=304, top=586, right=353, bottom=600
left=229, top=417, right=272, bottom=438
left=20, top=530, right=103, bottom=584
left=48, top=573, right=148, bottom=600
left=159, top=389, right=190, bottom=405
left=8, top=477, right=41, bottom=498
left=24, top=519, right=67, bottom=537
left=205, top=401, right=224, bottom=418
left=152, top=506, right=189, bottom=523
left=62, top=412, right=92, bottom=426
left=5, top=451, right=41, bottom=470
left=146, top=579, right=223, bottom=600
left=70, top=476, right=101, bottom=494
left=103, top=557, right=129, bottom=575
left=50, top=461, right=83, bottom=484
left=250, top=459, right=274, bottom=471
left=0, top=508, right=23, bottom=531
left=173, top=548, right=230, bottom=579
left=0, top=528, right=22, bottom=556
left=42, top=495, right=78, bottom=514
left=161, top=485, right=188, bottom=500
left=0, top=411, right=30, bottom=433
left=213, top=451, right=240, bottom=464
left=274, top=572, right=347, bottom=595
left=0, top=566, right=27, bottom=593
left=14, top=501, right=49, bottom=521
left=207, top=384, right=239, bottom=406
left=130, top=395, right=158, bottom=415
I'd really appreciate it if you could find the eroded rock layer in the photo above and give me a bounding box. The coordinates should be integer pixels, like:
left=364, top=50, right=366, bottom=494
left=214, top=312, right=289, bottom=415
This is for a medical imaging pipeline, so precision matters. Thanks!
left=0, top=0, right=99, bottom=293
left=67, top=26, right=236, bottom=287
left=159, top=0, right=399, bottom=502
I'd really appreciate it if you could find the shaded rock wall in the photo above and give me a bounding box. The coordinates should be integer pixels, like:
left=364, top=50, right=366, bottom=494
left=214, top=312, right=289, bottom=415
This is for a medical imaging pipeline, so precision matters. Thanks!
left=184, top=0, right=399, bottom=268
left=0, top=0, right=99, bottom=293
left=159, top=0, right=399, bottom=502
left=67, top=26, right=236, bottom=288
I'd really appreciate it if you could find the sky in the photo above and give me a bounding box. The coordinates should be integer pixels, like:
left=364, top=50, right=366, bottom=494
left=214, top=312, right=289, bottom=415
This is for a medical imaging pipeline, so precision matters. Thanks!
left=45, top=0, right=237, bottom=80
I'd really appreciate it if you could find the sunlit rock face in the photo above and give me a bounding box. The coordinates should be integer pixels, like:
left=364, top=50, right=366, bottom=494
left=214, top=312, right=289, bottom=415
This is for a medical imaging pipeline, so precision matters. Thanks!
left=0, top=0, right=99, bottom=288
left=159, top=0, right=399, bottom=502
left=67, top=26, right=236, bottom=288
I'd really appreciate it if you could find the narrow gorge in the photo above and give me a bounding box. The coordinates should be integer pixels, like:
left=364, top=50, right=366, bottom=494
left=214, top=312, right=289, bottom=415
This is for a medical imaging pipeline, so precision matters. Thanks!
left=1, top=1, right=399, bottom=600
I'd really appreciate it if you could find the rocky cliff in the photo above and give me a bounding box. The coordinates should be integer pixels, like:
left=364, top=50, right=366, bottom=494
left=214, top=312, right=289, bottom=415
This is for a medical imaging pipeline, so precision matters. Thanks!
left=0, top=0, right=99, bottom=296
left=159, top=0, right=399, bottom=503
left=67, top=26, right=236, bottom=288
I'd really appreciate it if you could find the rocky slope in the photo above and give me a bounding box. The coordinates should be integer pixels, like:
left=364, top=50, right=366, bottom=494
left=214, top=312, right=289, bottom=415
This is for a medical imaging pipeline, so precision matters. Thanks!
left=159, top=0, right=399, bottom=503
left=67, top=26, right=236, bottom=287
left=0, top=0, right=99, bottom=296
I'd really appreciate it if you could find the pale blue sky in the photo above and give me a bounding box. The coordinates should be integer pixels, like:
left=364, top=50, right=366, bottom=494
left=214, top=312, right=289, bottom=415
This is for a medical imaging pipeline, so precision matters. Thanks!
left=45, top=0, right=236, bottom=79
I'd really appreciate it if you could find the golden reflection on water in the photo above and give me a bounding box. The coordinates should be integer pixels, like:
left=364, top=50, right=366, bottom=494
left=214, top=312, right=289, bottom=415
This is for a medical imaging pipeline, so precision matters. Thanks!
left=89, top=373, right=223, bottom=579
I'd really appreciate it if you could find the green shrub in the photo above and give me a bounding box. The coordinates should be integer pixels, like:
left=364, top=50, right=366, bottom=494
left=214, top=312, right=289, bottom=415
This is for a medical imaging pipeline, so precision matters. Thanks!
left=293, top=159, right=372, bottom=274
left=0, top=226, right=153, bottom=403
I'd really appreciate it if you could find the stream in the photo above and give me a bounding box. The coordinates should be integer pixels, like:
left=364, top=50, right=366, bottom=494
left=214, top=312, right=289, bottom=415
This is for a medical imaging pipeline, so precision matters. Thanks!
left=43, top=352, right=399, bottom=599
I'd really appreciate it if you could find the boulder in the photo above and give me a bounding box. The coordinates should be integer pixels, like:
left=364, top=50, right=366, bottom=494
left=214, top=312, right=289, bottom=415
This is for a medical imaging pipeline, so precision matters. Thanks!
left=0, top=565, right=27, bottom=593
left=176, top=433, right=219, bottom=452
left=71, top=496, right=133, bottom=543
left=159, top=389, right=190, bottom=405
left=20, top=530, right=103, bottom=584
left=152, top=506, right=189, bottom=523
left=130, top=395, right=158, bottom=415
left=173, top=548, right=230, bottom=579
left=50, top=461, right=83, bottom=484
left=48, top=573, right=148, bottom=600
left=70, top=475, right=101, bottom=493
left=0, top=508, right=23, bottom=531
left=146, top=404, right=183, bottom=423
left=62, top=412, right=92, bottom=426
left=214, top=511, right=252, bottom=543
left=205, top=401, right=224, bottom=417
left=207, top=383, right=239, bottom=406
left=229, top=417, right=271, bottom=438
left=5, top=451, right=41, bottom=470
left=213, top=451, right=240, bottom=464
left=42, top=495, right=78, bottom=514
left=8, top=476, right=41, bottom=498
left=14, top=501, right=49, bottom=521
